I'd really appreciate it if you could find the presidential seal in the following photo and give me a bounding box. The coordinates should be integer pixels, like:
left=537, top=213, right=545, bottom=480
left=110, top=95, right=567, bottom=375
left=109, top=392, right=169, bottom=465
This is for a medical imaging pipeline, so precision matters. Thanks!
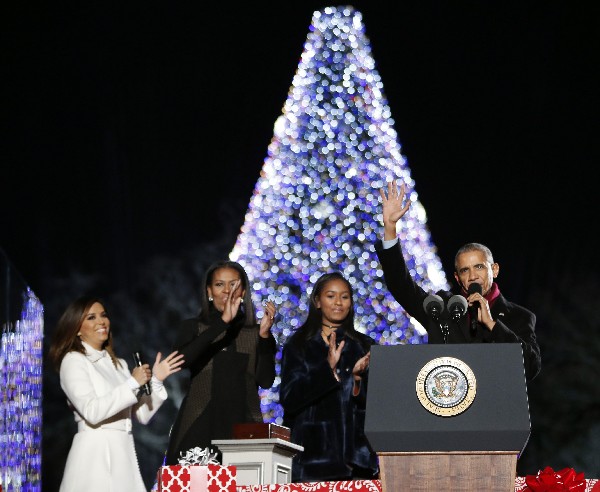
left=416, top=356, right=476, bottom=417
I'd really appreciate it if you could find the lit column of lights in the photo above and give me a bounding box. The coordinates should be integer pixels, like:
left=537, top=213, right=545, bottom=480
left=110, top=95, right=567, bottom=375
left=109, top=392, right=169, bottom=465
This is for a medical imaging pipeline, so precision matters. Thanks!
left=1, top=287, right=43, bottom=491
left=230, top=6, right=449, bottom=423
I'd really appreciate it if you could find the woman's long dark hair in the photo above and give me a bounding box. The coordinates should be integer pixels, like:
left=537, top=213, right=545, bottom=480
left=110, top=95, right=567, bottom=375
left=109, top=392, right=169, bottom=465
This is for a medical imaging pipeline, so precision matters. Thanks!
left=290, top=271, right=369, bottom=351
left=198, top=260, right=256, bottom=326
left=48, top=295, right=120, bottom=372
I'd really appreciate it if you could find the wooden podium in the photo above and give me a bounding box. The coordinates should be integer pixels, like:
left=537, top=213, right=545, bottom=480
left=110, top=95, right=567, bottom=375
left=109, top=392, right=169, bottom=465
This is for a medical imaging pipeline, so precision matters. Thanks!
left=365, top=344, right=531, bottom=492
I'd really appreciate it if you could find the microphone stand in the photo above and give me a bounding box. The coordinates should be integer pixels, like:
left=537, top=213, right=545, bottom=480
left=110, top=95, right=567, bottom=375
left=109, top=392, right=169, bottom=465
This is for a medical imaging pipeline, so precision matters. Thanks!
left=439, top=318, right=450, bottom=344
left=424, top=294, right=466, bottom=344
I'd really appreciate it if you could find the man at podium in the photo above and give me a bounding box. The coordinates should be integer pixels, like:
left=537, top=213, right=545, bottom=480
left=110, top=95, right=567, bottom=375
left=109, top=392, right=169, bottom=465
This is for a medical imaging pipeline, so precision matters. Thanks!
left=374, top=180, right=541, bottom=382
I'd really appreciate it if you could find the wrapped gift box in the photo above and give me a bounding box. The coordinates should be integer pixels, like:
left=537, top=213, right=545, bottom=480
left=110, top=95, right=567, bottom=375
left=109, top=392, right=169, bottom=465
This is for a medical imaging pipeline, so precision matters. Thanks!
left=158, top=464, right=236, bottom=492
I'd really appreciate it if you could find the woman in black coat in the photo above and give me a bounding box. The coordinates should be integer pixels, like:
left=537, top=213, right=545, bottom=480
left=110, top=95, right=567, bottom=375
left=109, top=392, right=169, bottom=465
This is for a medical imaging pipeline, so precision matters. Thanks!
left=165, top=260, right=277, bottom=465
left=280, top=271, right=379, bottom=482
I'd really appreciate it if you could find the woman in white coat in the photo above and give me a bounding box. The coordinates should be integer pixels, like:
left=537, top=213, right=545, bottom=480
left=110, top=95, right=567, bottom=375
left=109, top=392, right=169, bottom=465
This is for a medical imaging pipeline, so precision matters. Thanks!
left=48, top=296, right=184, bottom=492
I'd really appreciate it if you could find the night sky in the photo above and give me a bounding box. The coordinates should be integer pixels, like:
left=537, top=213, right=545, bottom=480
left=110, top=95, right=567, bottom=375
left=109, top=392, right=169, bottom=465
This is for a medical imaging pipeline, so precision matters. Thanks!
left=3, top=1, right=599, bottom=488
left=4, top=1, right=596, bottom=299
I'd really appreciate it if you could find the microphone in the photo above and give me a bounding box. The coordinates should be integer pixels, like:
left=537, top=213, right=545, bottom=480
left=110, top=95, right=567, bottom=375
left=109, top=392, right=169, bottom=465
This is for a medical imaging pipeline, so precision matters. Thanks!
left=423, top=294, right=444, bottom=321
left=467, top=283, right=483, bottom=333
left=447, top=295, right=468, bottom=321
left=132, top=351, right=152, bottom=395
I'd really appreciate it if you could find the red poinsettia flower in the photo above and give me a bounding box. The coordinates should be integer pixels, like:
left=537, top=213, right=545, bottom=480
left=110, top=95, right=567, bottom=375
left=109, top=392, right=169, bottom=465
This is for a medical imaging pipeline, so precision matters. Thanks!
left=525, top=466, right=586, bottom=491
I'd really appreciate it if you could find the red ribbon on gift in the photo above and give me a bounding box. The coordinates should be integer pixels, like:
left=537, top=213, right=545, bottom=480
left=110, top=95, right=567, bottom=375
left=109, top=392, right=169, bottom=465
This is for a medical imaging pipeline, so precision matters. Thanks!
left=525, top=466, right=586, bottom=491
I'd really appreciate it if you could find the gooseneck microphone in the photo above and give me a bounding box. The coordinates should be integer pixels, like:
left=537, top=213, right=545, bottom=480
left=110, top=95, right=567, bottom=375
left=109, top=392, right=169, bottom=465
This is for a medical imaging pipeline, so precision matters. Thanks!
left=132, top=351, right=152, bottom=395
left=447, top=295, right=468, bottom=321
left=467, top=283, right=483, bottom=333
left=423, top=295, right=444, bottom=321
left=423, top=294, right=449, bottom=342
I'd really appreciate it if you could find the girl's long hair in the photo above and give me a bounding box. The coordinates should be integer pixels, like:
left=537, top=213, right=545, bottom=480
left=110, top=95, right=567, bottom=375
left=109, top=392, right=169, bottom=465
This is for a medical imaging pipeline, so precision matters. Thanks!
left=289, top=271, right=369, bottom=351
left=48, top=295, right=120, bottom=371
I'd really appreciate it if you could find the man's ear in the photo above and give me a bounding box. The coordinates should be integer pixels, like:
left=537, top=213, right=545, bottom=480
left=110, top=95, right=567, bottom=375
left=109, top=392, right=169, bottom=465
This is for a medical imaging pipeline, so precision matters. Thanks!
left=492, top=263, right=500, bottom=278
left=453, top=272, right=467, bottom=292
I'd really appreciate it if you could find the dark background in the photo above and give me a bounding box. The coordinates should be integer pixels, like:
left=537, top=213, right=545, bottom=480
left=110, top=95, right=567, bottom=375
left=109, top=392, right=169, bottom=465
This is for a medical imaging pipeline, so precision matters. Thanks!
left=3, top=1, right=599, bottom=490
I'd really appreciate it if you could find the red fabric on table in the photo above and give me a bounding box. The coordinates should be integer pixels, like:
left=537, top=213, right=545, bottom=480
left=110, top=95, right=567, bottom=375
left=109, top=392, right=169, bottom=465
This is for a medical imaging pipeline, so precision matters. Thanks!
left=236, top=478, right=600, bottom=492
left=236, top=481, right=381, bottom=491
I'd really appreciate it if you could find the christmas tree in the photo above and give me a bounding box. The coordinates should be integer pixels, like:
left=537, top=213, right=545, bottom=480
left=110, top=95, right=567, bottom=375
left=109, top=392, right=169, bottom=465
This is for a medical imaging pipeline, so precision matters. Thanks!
left=230, top=5, right=449, bottom=423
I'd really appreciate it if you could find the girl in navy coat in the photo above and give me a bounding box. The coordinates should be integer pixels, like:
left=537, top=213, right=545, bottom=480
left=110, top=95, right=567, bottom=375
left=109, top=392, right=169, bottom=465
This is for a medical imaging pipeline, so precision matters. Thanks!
left=280, top=271, right=379, bottom=482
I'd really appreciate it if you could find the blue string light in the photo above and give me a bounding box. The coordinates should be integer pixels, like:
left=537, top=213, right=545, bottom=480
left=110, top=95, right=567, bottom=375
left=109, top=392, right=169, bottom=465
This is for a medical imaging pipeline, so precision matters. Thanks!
left=0, top=287, right=43, bottom=491
left=229, top=6, right=449, bottom=424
